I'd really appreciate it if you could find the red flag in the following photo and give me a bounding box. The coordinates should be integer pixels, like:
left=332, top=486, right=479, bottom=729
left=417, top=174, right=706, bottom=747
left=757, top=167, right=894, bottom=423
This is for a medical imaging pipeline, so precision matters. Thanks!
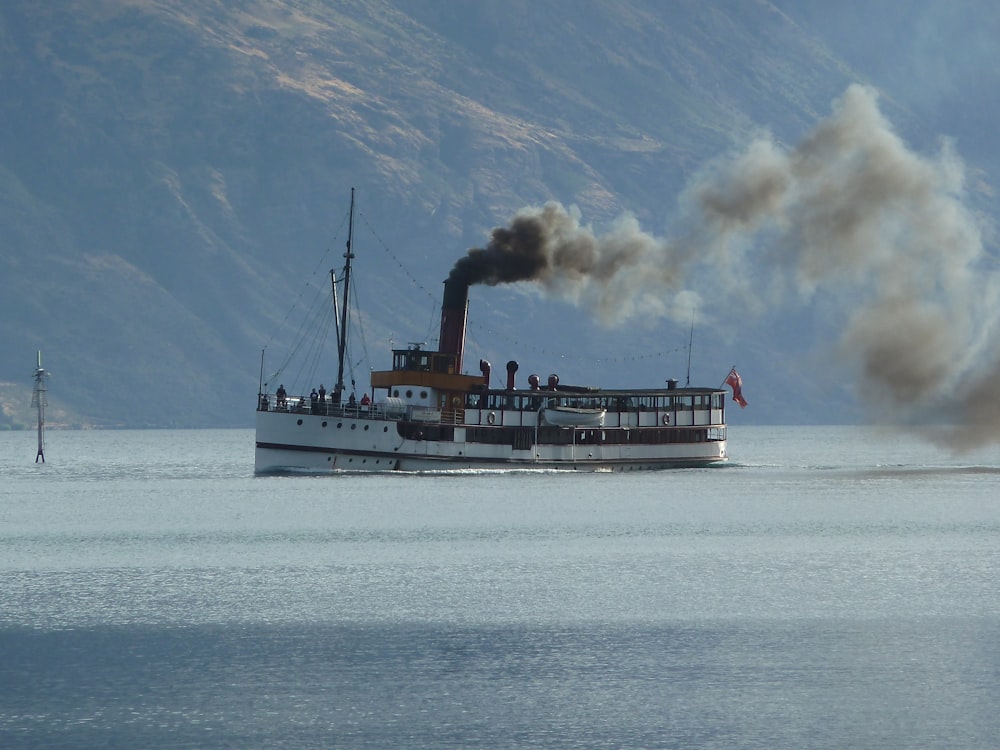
left=724, top=367, right=748, bottom=408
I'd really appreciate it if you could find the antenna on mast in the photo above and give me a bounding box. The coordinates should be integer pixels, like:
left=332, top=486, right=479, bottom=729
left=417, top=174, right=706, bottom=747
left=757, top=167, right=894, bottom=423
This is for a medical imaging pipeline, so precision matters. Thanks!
left=31, top=350, right=49, bottom=463
left=685, top=308, right=695, bottom=387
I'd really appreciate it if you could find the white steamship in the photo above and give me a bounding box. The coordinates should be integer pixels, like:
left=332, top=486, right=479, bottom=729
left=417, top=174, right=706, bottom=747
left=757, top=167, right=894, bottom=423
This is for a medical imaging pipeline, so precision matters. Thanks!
left=254, top=194, right=736, bottom=473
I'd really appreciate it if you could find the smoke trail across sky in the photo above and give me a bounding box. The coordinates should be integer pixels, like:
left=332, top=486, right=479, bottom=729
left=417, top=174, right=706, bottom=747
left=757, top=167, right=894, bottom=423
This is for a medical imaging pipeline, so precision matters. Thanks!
left=450, top=85, right=998, bottom=446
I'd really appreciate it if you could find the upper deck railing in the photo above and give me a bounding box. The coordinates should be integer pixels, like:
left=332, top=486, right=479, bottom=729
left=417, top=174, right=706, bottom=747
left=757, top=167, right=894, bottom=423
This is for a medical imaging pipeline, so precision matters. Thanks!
left=258, top=394, right=391, bottom=419
left=257, top=394, right=468, bottom=425
left=258, top=391, right=725, bottom=430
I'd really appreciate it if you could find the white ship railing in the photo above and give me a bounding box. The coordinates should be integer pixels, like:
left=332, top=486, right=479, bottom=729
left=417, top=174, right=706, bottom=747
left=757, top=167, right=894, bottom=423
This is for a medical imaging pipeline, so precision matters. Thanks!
left=258, top=395, right=398, bottom=420
left=257, top=395, right=467, bottom=425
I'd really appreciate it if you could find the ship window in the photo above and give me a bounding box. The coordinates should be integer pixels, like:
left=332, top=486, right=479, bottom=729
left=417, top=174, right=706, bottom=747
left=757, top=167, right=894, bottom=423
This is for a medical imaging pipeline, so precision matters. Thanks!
left=420, top=391, right=428, bottom=399
left=400, top=351, right=430, bottom=371
left=405, top=390, right=413, bottom=398
left=393, top=390, right=400, bottom=397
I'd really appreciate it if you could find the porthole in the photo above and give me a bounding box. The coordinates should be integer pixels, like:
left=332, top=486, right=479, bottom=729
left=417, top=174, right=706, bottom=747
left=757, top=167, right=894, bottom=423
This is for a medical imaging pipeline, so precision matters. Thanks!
left=420, top=390, right=428, bottom=399
left=296, top=419, right=303, bottom=426
left=351, top=423, right=357, bottom=430
left=383, top=426, right=389, bottom=432
left=337, top=422, right=343, bottom=428
left=405, top=390, right=413, bottom=398
left=322, top=421, right=328, bottom=427
left=393, top=389, right=399, bottom=397
left=364, top=425, right=369, bottom=431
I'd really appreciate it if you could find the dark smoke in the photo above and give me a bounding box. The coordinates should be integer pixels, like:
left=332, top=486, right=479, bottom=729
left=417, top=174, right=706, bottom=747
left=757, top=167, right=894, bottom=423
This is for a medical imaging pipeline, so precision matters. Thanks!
left=448, top=212, right=550, bottom=286
left=449, top=203, right=693, bottom=322
left=450, top=84, right=999, bottom=448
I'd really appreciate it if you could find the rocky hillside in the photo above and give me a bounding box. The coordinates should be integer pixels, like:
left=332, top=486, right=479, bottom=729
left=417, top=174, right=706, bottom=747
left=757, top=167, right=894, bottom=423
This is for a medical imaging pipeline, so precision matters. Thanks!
left=1, top=0, right=996, bottom=429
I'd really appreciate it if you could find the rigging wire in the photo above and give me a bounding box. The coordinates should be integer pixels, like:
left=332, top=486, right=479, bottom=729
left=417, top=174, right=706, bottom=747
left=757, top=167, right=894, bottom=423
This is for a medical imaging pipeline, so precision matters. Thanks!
left=355, top=207, right=442, bottom=348
left=261, top=211, right=350, bottom=357
left=463, top=315, right=689, bottom=368
left=345, top=268, right=373, bottom=391
left=302, top=298, right=337, bottom=390
left=262, top=207, right=352, bottom=391
left=357, top=208, right=441, bottom=347
left=424, top=301, right=439, bottom=348
left=266, top=277, right=333, bottom=389
left=356, top=210, right=441, bottom=309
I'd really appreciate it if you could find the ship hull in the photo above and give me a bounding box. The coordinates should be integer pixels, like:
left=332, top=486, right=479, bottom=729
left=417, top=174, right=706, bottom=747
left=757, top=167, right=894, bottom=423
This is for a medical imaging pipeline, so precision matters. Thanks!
left=254, top=409, right=727, bottom=474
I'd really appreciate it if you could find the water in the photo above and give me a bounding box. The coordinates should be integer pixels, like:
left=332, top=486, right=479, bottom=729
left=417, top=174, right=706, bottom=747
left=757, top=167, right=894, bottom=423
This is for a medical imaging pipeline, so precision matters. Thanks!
left=2, top=427, right=999, bottom=748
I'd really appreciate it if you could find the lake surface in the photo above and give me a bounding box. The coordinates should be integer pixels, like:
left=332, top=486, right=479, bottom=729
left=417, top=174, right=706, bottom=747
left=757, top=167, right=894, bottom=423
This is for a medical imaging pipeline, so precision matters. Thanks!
left=2, top=426, right=998, bottom=748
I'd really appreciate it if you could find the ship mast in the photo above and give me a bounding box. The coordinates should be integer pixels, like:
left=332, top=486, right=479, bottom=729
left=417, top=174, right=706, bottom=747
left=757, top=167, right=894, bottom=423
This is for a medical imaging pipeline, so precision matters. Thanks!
left=333, top=188, right=355, bottom=404
left=31, top=350, right=48, bottom=463
left=685, top=310, right=695, bottom=387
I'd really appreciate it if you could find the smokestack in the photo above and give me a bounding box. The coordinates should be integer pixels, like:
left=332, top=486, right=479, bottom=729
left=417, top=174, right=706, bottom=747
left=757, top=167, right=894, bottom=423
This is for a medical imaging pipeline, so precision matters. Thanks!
left=439, top=278, right=469, bottom=373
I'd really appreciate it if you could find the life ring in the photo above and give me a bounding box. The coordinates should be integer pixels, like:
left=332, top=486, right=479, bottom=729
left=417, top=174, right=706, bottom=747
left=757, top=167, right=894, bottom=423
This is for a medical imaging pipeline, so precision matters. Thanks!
left=452, top=396, right=462, bottom=408
left=487, top=412, right=496, bottom=425
left=662, top=413, right=670, bottom=425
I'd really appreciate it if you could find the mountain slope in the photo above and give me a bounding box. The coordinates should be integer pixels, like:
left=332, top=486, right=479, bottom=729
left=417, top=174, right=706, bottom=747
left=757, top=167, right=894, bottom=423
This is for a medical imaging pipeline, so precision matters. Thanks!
left=1, top=1, right=993, bottom=429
